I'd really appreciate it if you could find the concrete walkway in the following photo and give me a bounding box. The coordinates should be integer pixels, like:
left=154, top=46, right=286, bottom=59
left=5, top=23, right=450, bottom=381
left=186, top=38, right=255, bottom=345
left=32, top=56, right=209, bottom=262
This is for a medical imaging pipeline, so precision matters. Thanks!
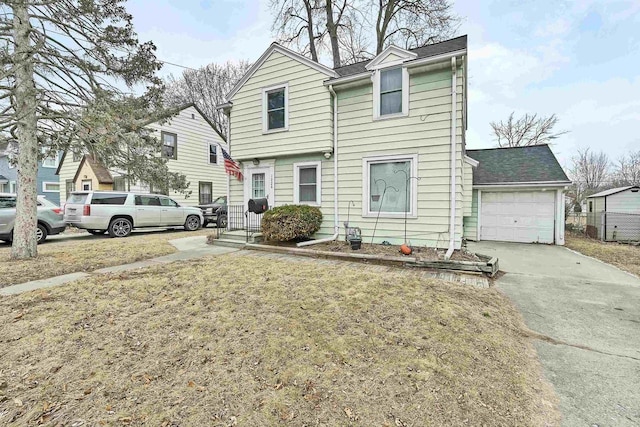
left=0, top=236, right=237, bottom=296
left=468, top=241, right=640, bottom=427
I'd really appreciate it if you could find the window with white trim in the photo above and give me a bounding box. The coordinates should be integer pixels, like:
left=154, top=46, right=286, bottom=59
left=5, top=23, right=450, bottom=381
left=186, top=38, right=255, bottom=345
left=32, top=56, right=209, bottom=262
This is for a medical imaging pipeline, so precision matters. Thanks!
left=373, top=67, right=409, bottom=119
left=9, top=181, right=17, bottom=193
left=42, top=182, right=60, bottom=192
left=262, top=84, right=288, bottom=132
left=162, top=131, right=177, bottom=159
left=363, top=154, right=418, bottom=217
left=209, top=143, right=218, bottom=164
left=42, top=149, right=58, bottom=168
left=293, top=161, right=321, bottom=205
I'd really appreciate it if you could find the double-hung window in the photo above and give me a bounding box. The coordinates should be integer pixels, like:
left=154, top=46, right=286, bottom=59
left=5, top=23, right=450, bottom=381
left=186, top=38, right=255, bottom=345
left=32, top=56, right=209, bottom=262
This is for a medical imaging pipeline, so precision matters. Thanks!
left=199, top=181, right=212, bottom=204
left=263, top=84, right=288, bottom=132
left=209, top=143, right=218, bottom=164
left=162, top=131, right=177, bottom=159
left=293, top=161, right=321, bottom=205
left=374, top=67, right=408, bottom=119
left=363, top=154, right=418, bottom=217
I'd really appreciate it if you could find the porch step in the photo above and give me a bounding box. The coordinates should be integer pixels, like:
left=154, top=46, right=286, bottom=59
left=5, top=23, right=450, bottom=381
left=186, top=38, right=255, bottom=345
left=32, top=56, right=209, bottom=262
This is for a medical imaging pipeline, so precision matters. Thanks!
left=211, top=238, right=246, bottom=249
left=221, top=231, right=248, bottom=242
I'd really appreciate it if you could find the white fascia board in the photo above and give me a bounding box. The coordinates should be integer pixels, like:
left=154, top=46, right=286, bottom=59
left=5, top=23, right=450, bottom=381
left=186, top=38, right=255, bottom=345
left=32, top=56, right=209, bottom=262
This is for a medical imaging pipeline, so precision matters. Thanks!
left=464, top=155, right=479, bottom=167
left=365, top=45, right=417, bottom=71
left=473, top=181, right=572, bottom=189
left=225, top=44, right=337, bottom=101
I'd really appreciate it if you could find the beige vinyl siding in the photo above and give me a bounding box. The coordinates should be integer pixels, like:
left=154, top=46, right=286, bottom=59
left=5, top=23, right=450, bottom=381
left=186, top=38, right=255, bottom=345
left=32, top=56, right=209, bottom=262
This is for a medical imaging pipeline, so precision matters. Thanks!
left=334, top=65, right=465, bottom=248
left=463, top=189, right=478, bottom=240
left=463, top=160, right=473, bottom=216
left=57, top=155, right=81, bottom=203
left=147, top=106, right=227, bottom=206
left=229, top=51, right=333, bottom=160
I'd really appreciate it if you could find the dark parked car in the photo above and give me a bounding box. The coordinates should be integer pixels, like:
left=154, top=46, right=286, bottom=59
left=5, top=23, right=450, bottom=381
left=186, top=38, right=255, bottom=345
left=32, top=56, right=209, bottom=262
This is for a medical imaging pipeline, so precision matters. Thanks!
left=197, top=196, right=227, bottom=228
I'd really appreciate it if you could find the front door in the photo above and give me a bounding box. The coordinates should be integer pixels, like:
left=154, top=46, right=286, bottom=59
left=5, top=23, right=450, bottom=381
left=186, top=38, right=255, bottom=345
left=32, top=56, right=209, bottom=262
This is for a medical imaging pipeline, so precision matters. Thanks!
left=244, top=164, right=274, bottom=229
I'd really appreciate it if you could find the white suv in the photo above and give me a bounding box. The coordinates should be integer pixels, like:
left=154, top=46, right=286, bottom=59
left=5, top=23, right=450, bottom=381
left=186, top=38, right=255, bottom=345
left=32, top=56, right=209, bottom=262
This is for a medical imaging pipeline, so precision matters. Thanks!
left=64, top=191, right=204, bottom=238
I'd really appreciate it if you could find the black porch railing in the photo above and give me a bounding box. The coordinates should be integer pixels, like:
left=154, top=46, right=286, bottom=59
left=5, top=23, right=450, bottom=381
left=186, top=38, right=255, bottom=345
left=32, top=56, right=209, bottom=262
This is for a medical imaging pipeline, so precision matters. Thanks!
left=215, top=204, right=264, bottom=242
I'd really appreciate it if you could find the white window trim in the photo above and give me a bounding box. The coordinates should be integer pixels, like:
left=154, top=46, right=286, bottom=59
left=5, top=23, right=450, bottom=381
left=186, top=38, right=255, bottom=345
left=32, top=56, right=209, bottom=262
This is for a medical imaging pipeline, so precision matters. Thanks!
left=372, top=67, right=410, bottom=121
left=9, top=181, right=17, bottom=193
left=262, top=82, right=289, bottom=134
left=362, top=153, right=419, bottom=218
left=42, top=181, right=60, bottom=192
left=41, top=150, right=58, bottom=168
left=209, top=143, right=219, bottom=165
left=293, top=161, right=322, bottom=206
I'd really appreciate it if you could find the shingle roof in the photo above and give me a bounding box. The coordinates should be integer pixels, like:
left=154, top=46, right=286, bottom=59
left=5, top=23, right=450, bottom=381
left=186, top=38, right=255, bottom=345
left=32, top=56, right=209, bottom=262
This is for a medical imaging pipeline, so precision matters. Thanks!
left=587, top=186, right=640, bottom=198
left=73, top=155, right=113, bottom=184
left=332, top=35, right=467, bottom=78
left=466, top=145, right=570, bottom=185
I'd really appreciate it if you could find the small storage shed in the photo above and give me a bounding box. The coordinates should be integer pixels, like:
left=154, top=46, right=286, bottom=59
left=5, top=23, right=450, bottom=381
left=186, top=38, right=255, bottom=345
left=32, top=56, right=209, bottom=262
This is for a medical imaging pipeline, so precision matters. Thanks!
left=586, top=186, right=640, bottom=241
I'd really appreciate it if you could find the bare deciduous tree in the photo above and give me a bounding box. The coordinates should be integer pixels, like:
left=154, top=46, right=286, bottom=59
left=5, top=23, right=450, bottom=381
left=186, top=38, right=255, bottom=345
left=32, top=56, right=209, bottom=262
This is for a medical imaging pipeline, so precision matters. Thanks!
left=570, top=148, right=611, bottom=209
left=374, top=0, right=459, bottom=54
left=163, top=61, right=252, bottom=140
left=491, top=112, right=568, bottom=148
left=1, top=0, right=162, bottom=259
left=614, top=150, right=640, bottom=186
left=270, top=0, right=324, bottom=62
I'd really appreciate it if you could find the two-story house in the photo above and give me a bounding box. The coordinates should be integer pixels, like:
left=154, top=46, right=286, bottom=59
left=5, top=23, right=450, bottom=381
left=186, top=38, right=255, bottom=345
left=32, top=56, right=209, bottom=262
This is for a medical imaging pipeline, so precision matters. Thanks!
left=220, top=35, right=571, bottom=249
left=0, top=141, right=62, bottom=205
left=56, top=104, right=229, bottom=207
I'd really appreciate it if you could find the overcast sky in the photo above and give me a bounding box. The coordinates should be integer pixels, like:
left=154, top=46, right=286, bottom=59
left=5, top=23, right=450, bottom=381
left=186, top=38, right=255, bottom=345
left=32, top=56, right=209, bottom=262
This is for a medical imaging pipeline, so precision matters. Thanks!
left=126, top=0, right=640, bottom=168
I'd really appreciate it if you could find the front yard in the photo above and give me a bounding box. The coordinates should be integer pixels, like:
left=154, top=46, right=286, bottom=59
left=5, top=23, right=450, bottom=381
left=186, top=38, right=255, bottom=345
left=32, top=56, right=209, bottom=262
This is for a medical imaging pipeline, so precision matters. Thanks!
left=565, top=233, right=640, bottom=277
left=0, top=229, right=212, bottom=287
left=0, top=254, right=558, bottom=425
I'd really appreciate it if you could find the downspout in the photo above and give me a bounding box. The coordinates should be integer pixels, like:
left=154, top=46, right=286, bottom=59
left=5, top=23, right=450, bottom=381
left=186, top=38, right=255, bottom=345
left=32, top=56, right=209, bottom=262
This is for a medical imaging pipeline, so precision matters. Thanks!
left=225, top=113, right=231, bottom=231
left=298, top=84, right=339, bottom=246
left=445, top=57, right=458, bottom=260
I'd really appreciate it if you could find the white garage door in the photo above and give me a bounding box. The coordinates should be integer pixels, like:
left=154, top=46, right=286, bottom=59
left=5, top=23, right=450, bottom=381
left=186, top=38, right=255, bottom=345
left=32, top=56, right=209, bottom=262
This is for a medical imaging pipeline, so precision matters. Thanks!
left=481, top=191, right=556, bottom=244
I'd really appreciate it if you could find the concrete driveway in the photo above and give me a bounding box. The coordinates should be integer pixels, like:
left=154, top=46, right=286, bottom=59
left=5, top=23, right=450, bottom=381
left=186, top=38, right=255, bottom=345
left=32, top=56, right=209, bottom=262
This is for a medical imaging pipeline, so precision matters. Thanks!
left=468, top=241, right=640, bottom=427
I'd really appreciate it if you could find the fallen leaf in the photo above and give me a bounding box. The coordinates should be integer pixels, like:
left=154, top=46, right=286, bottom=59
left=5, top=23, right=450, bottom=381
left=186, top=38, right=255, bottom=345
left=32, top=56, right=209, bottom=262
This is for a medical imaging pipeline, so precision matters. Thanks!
left=187, top=380, right=196, bottom=388
left=14, top=398, right=22, bottom=407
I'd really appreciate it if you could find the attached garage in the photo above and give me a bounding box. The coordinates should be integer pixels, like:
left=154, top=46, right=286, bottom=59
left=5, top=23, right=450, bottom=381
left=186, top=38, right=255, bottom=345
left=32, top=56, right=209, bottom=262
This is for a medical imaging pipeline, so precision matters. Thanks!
left=464, top=145, right=571, bottom=245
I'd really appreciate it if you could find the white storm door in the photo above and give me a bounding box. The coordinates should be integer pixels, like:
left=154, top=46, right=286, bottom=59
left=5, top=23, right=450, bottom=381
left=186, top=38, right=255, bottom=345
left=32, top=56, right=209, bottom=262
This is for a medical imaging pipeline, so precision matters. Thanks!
left=243, top=165, right=274, bottom=227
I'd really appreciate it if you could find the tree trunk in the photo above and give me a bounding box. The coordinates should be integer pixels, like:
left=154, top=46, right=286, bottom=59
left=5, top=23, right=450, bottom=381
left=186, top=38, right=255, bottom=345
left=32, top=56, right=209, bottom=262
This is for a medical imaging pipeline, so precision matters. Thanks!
left=325, top=0, right=341, bottom=68
left=303, top=0, right=318, bottom=62
left=11, top=1, right=39, bottom=259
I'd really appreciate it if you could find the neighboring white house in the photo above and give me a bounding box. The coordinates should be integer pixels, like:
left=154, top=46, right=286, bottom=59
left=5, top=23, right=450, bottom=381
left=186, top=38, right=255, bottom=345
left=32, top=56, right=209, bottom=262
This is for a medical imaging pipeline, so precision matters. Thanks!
left=56, top=104, right=228, bottom=207
left=218, top=35, right=571, bottom=248
left=586, top=186, right=640, bottom=241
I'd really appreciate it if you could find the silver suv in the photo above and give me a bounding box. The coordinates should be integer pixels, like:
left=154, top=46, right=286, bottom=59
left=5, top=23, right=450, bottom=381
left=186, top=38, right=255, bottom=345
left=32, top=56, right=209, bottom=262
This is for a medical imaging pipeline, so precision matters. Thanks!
left=64, top=191, right=204, bottom=238
left=0, top=193, right=67, bottom=244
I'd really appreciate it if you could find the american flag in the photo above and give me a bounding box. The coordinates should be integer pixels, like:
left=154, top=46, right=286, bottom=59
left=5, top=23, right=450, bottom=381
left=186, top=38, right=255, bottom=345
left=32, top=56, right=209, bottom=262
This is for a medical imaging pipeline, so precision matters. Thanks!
left=220, top=145, right=243, bottom=181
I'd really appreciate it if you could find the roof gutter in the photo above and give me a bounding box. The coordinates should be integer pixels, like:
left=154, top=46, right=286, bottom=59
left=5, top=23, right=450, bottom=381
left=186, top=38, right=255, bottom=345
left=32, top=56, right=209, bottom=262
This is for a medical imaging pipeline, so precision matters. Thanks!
left=473, top=181, right=572, bottom=189
left=445, top=56, right=458, bottom=260
left=324, top=49, right=467, bottom=87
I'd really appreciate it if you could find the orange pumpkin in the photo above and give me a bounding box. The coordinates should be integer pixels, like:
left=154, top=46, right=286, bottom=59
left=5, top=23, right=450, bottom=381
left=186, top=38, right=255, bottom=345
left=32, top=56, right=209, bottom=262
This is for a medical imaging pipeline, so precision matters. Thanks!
left=400, top=244, right=412, bottom=255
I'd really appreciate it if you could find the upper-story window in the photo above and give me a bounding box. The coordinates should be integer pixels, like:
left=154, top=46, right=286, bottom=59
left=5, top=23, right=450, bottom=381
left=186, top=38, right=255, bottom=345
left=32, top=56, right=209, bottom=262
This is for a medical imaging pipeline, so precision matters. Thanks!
left=262, top=83, right=288, bottom=132
left=209, top=143, right=218, bottom=164
left=162, top=131, right=177, bottom=159
left=373, top=67, right=409, bottom=120
left=41, top=148, right=58, bottom=168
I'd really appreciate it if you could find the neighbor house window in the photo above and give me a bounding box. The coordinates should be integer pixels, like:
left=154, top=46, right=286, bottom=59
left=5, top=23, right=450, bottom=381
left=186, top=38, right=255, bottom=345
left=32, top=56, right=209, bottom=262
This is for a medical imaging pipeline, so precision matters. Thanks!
left=113, top=176, right=126, bottom=191
left=9, top=181, right=16, bottom=193
left=162, top=131, right=177, bottom=159
left=199, top=181, right=212, bottom=204
left=65, top=179, right=75, bottom=200
left=209, top=144, right=218, bottom=164
left=363, top=154, right=418, bottom=217
left=41, top=149, right=58, bottom=168
left=588, top=201, right=593, bottom=213
left=263, top=84, right=288, bottom=132
left=81, top=180, right=92, bottom=191
left=42, top=182, right=60, bottom=193
left=374, top=67, right=409, bottom=119
left=293, top=161, right=321, bottom=205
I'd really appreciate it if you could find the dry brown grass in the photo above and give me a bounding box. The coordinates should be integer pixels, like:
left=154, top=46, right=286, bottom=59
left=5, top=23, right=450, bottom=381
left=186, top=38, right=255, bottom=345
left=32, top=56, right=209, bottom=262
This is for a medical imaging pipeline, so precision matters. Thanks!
left=0, top=254, right=559, bottom=426
left=565, top=233, right=640, bottom=277
left=0, top=229, right=211, bottom=287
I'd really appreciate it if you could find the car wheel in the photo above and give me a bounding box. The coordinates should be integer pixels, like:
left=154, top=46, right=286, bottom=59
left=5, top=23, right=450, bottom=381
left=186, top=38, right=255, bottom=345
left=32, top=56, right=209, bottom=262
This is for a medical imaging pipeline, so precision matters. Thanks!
left=87, top=229, right=107, bottom=235
left=216, top=214, right=228, bottom=229
left=184, top=215, right=201, bottom=231
left=36, top=224, right=48, bottom=244
left=108, top=218, right=132, bottom=238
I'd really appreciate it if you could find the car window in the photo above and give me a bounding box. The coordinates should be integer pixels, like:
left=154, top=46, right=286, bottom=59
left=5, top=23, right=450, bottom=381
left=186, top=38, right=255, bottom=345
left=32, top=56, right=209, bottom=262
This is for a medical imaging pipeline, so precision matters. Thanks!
left=0, top=196, right=16, bottom=209
left=91, top=193, right=128, bottom=205
left=135, top=195, right=161, bottom=206
left=67, top=193, right=88, bottom=204
left=212, top=196, right=226, bottom=204
left=159, top=197, right=178, bottom=207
